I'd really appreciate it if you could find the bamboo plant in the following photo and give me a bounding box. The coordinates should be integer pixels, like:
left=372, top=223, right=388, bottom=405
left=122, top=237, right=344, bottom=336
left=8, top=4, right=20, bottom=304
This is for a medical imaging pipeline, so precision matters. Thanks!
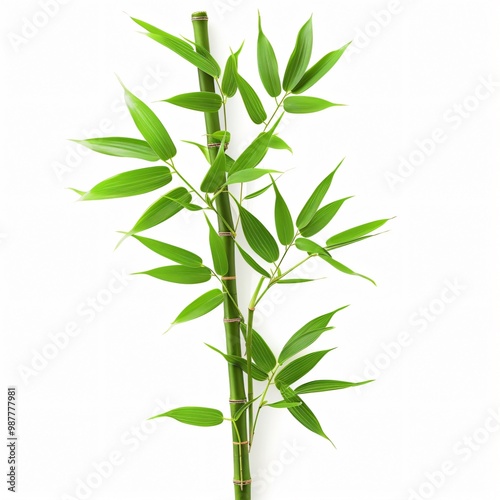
left=71, top=10, right=390, bottom=499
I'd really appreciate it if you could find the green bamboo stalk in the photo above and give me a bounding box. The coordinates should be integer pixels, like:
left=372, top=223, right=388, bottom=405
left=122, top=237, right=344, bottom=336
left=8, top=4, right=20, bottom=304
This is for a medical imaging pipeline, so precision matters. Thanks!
left=192, top=12, right=251, bottom=500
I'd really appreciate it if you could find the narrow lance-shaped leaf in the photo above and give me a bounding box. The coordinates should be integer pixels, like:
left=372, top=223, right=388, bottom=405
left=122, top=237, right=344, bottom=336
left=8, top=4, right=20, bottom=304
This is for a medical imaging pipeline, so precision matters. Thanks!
left=283, top=16, right=313, bottom=91
left=233, top=396, right=261, bottom=421
left=296, top=158, right=344, bottom=229
left=257, top=13, right=281, bottom=97
left=268, top=135, right=293, bottom=153
left=299, top=197, right=352, bottom=237
left=150, top=407, right=223, bottom=427
left=74, top=167, right=172, bottom=201
left=241, top=323, right=276, bottom=373
left=182, top=140, right=210, bottom=163
left=279, top=385, right=332, bottom=443
left=205, top=215, right=228, bottom=276
left=131, top=17, right=221, bottom=77
left=236, top=74, right=267, bottom=124
left=134, top=265, right=212, bottom=284
left=238, top=205, right=279, bottom=263
left=284, top=96, right=343, bottom=114
left=272, top=179, right=294, bottom=245
left=295, top=379, right=374, bottom=395
left=221, top=42, right=243, bottom=97
left=200, top=137, right=226, bottom=193
left=320, top=254, right=376, bottom=285
left=227, top=169, right=280, bottom=185
left=275, top=349, right=334, bottom=387
left=171, top=289, right=225, bottom=325
left=292, top=42, right=351, bottom=94
left=326, top=219, right=391, bottom=247
left=295, top=237, right=329, bottom=257
left=120, top=80, right=177, bottom=161
left=266, top=401, right=303, bottom=409
left=205, top=344, right=269, bottom=381
left=70, top=137, right=159, bottom=161
left=163, top=92, right=222, bottom=112
left=235, top=242, right=271, bottom=278
left=131, top=235, right=203, bottom=267
left=244, top=183, right=273, bottom=200
left=229, top=131, right=272, bottom=174
left=279, top=306, right=348, bottom=364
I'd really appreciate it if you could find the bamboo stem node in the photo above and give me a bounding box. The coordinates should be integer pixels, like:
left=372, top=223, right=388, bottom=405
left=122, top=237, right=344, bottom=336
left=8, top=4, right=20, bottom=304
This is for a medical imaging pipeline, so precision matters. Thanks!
left=232, top=441, right=249, bottom=445
left=191, top=15, right=208, bottom=21
left=224, top=317, right=241, bottom=323
left=229, top=398, right=247, bottom=404
left=218, top=231, right=233, bottom=237
left=208, top=142, right=230, bottom=150
left=222, top=276, right=237, bottom=281
left=233, top=479, right=252, bottom=486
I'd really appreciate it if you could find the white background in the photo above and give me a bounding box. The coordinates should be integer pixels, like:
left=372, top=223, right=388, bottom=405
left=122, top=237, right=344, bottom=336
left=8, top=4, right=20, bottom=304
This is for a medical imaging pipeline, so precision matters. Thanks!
left=1, top=1, right=500, bottom=499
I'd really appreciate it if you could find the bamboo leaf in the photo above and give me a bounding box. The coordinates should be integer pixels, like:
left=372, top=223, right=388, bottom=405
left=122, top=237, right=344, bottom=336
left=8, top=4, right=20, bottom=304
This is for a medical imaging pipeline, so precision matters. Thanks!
left=222, top=53, right=238, bottom=97
left=135, top=265, right=212, bottom=284
left=131, top=235, right=203, bottom=267
left=276, top=278, right=318, bottom=284
left=120, top=81, right=176, bottom=161
left=132, top=17, right=221, bottom=77
left=172, top=289, right=225, bottom=325
left=239, top=205, right=279, bottom=263
left=150, top=406, right=223, bottom=427
left=278, top=385, right=332, bottom=442
left=299, top=197, right=352, bottom=237
left=268, top=135, right=293, bottom=153
left=276, top=349, right=334, bottom=387
left=233, top=396, right=261, bottom=421
left=279, top=306, right=348, bottom=364
left=284, top=96, right=342, bottom=114
left=326, top=219, right=391, bottom=247
left=210, top=131, right=232, bottom=143
left=272, top=179, right=294, bottom=245
left=283, top=16, right=313, bottom=91
left=236, top=74, right=267, bottom=124
left=182, top=140, right=210, bottom=163
left=75, top=167, right=172, bottom=201
left=257, top=13, right=281, bottom=97
left=295, top=379, right=374, bottom=394
left=244, top=183, right=273, bottom=200
left=295, top=237, right=329, bottom=256
left=126, top=187, right=191, bottom=236
left=70, top=137, right=159, bottom=161
left=325, top=233, right=382, bottom=251
left=292, top=42, right=351, bottom=94
left=200, top=138, right=227, bottom=193
left=320, top=255, right=376, bottom=285
left=205, top=344, right=269, bottom=381
left=266, top=401, right=303, bottom=409
left=229, top=131, right=273, bottom=174
left=163, top=92, right=222, bottom=112
left=205, top=215, right=228, bottom=276
left=241, top=323, right=276, bottom=373
left=296, top=159, right=344, bottom=229
left=235, top=243, right=271, bottom=278
left=227, top=168, right=279, bottom=185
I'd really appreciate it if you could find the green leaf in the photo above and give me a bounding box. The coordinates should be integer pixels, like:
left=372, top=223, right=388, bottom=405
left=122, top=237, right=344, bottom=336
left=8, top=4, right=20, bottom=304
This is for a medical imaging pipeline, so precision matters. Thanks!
left=299, top=197, right=352, bottom=237
left=172, top=289, right=225, bottom=325
left=163, top=92, right=222, bottom=112
left=120, top=81, right=176, bottom=161
left=135, top=265, right=212, bottom=284
left=276, top=349, right=334, bottom=387
left=278, top=306, right=347, bottom=364
left=240, top=324, right=276, bottom=373
left=233, top=396, right=261, bottom=421
left=244, top=183, right=273, bottom=200
left=268, top=135, right=292, bottom=153
left=125, top=187, right=191, bottom=236
left=205, top=215, right=228, bottom=276
left=132, top=17, right=221, bottom=77
left=295, top=237, right=329, bottom=256
left=235, top=243, right=271, bottom=278
left=283, top=16, right=313, bottom=91
left=210, top=131, right=232, bottom=143
left=276, top=278, right=317, bottom=284
left=182, top=140, right=210, bottom=163
left=76, top=167, right=172, bottom=201
left=150, top=406, right=223, bottom=427
left=326, top=219, right=391, bottom=247
left=272, top=179, right=294, bottom=245
left=284, top=96, right=342, bottom=114
left=239, top=205, right=279, bottom=263
left=200, top=138, right=227, bottom=193
left=131, top=235, right=203, bottom=267
left=292, top=42, right=350, bottom=94
left=227, top=168, right=279, bottom=185
left=257, top=13, right=281, bottom=97
left=320, top=255, right=376, bottom=285
left=296, top=159, right=344, bottom=229
left=222, top=53, right=238, bottom=97
left=205, top=344, right=269, bottom=381
left=326, top=233, right=382, bottom=251
left=266, top=401, right=302, bottom=409
left=70, top=137, right=159, bottom=161
left=236, top=74, right=267, bottom=124
left=279, top=385, right=332, bottom=442
left=295, top=379, right=374, bottom=394
left=229, top=131, right=273, bottom=174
